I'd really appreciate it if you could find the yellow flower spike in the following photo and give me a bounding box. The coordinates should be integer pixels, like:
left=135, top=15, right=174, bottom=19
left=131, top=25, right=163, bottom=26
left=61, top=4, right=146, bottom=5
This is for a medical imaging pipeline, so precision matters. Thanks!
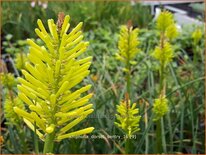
left=4, top=96, right=25, bottom=125
left=57, top=127, right=94, bottom=141
left=156, top=10, right=174, bottom=32
left=14, top=14, right=94, bottom=148
left=117, top=25, right=140, bottom=74
left=60, top=15, right=70, bottom=37
left=115, top=100, right=141, bottom=136
left=152, top=95, right=169, bottom=121
left=46, top=124, right=55, bottom=133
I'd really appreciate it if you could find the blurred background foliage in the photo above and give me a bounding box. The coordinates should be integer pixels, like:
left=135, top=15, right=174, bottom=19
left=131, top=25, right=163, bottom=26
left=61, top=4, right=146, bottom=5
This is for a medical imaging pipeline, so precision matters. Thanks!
left=1, top=1, right=205, bottom=154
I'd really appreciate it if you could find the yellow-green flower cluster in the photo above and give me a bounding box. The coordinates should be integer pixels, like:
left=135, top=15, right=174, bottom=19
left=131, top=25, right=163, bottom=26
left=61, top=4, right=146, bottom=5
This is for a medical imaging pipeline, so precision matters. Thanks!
left=152, top=10, right=178, bottom=67
left=152, top=95, right=169, bottom=121
left=4, top=96, right=24, bottom=125
left=14, top=15, right=94, bottom=141
left=0, top=73, right=17, bottom=90
left=192, top=28, right=202, bottom=44
left=115, top=100, right=141, bottom=136
left=116, top=25, right=140, bottom=70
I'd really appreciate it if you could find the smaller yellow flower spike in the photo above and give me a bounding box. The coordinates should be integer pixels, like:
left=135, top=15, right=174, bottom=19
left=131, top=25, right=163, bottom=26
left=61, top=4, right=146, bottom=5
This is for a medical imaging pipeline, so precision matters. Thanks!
left=0, top=73, right=17, bottom=90
left=115, top=100, right=141, bottom=137
left=4, top=97, right=25, bottom=125
left=116, top=25, right=140, bottom=66
left=157, top=10, right=174, bottom=32
left=192, top=28, right=202, bottom=44
left=151, top=41, right=174, bottom=67
left=152, top=95, right=169, bottom=121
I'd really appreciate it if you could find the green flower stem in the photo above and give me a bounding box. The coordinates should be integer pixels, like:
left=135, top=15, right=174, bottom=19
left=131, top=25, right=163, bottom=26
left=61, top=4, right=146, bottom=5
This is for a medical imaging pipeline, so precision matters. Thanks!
left=156, top=119, right=162, bottom=153
left=126, top=62, right=131, bottom=98
left=156, top=33, right=165, bottom=153
left=125, top=135, right=131, bottom=154
left=43, top=132, right=55, bottom=154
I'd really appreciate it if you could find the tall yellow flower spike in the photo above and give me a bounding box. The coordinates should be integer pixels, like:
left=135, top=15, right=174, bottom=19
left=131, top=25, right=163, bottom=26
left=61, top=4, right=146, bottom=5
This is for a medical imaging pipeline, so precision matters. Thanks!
left=116, top=25, right=140, bottom=69
left=152, top=10, right=178, bottom=67
left=115, top=100, right=141, bottom=137
left=14, top=14, right=94, bottom=143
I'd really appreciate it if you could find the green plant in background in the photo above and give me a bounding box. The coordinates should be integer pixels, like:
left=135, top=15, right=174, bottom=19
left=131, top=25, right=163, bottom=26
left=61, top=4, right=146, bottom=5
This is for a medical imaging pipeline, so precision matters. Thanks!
left=151, top=10, right=178, bottom=153
left=13, top=13, right=94, bottom=154
left=1, top=72, right=30, bottom=153
left=1, top=73, right=24, bottom=126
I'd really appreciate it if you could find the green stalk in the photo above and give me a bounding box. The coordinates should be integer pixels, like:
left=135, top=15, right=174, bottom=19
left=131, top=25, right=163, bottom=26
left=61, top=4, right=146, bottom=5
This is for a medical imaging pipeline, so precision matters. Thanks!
left=43, top=132, right=55, bottom=154
left=126, top=62, right=131, bottom=98
left=125, top=135, right=131, bottom=154
left=156, top=119, right=162, bottom=153
left=34, top=122, right=39, bottom=154
left=161, top=118, right=167, bottom=152
left=155, top=32, right=165, bottom=153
